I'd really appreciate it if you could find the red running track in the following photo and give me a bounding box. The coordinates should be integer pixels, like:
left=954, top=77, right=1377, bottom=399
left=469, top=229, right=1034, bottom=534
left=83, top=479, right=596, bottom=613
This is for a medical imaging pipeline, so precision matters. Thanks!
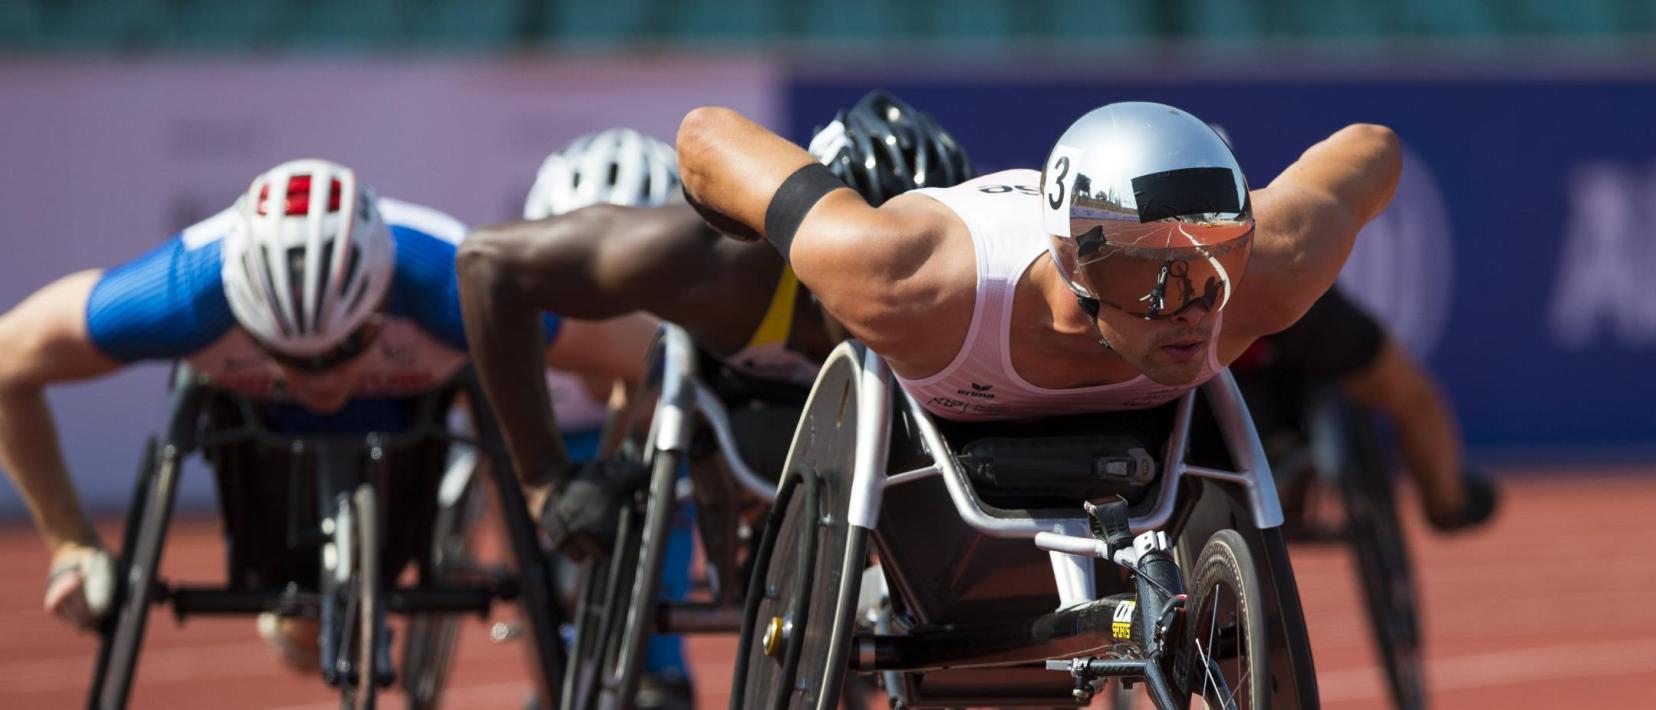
left=1, top=471, right=1653, bottom=708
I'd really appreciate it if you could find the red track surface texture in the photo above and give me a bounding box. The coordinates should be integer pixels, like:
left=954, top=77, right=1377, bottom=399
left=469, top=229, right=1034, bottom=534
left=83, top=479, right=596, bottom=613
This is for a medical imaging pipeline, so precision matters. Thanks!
left=2, top=472, right=1653, bottom=709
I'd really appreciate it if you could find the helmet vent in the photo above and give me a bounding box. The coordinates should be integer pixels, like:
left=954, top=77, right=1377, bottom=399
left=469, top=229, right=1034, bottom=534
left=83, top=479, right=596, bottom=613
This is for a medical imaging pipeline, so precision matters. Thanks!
left=257, top=175, right=342, bottom=217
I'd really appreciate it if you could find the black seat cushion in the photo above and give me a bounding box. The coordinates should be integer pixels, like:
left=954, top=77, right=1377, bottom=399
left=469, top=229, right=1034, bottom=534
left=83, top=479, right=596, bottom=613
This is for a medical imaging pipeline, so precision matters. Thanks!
left=692, top=349, right=811, bottom=481
left=927, top=401, right=1182, bottom=511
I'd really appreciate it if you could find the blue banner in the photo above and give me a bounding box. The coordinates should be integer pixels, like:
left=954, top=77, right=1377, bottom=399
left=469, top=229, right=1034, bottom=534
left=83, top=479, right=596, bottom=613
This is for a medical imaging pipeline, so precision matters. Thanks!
left=786, top=76, right=1656, bottom=457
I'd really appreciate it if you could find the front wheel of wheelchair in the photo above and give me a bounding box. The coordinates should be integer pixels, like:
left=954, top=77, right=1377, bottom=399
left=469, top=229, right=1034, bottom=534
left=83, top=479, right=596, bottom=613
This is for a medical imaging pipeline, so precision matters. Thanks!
left=732, top=463, right=866, bottom=710
left=341, top=484, right=382, bottom=710
left=561, top=449, right=681, bottom=710
left=89, top=439, right=175, bottom=710
left=1181, top=529, right=1271, bottom=710
left=1174, top=480, right=1319, bottom=709
left=402, top=459, right=485, bottom=710
left=1338, top=408, right=1425, bottom=710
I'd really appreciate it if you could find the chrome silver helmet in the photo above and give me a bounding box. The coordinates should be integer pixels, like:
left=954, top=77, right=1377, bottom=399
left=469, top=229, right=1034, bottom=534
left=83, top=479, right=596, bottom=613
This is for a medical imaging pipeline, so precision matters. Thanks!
left=1040, top=102, right=1253, bottom=320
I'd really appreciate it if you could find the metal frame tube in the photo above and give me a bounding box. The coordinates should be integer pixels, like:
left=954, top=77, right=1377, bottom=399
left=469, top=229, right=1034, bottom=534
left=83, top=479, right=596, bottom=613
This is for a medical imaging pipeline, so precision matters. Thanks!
left=892, top=369, right=1284, bottom=545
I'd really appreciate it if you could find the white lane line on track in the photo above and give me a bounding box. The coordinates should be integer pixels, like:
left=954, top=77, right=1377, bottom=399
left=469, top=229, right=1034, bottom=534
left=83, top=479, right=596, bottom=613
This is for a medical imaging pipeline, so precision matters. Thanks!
left=1318, top=636, right=1656, bottom=702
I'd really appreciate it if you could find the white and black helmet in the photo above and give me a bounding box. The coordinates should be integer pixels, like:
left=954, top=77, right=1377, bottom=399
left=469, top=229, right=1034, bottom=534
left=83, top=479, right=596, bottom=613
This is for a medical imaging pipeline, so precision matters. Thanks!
left=524, top=127, right=680, bottom=219
left=221, top=159, right=394, bottom=365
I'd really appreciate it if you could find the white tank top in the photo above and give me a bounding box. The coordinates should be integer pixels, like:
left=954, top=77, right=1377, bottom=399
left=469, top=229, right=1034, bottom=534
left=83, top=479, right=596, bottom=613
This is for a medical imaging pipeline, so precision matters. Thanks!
left=896, top=169, right=1225, bottom=422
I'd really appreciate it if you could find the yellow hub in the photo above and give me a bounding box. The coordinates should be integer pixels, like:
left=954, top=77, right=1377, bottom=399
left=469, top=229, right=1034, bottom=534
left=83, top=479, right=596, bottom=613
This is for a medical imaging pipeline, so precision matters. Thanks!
left=762, top=616, right=786, bottom=657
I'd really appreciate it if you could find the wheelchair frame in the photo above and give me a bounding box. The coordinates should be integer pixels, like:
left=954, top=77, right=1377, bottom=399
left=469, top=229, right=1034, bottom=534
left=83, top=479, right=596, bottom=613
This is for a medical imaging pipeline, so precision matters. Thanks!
left=740, top=341, right=1319, bottom=708
left=87, top=367, right=565, bottom=709
left=560, top=324, right=802, bottom=710
left=647, top=323, right=791, bottom=629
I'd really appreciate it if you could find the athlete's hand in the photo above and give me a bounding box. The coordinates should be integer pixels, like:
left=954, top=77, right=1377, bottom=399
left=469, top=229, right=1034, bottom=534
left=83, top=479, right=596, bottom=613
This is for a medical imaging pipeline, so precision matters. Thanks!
left=538, top=458, right=648, bottom=561
left=44, top=542, right=115, bottom=630
left=1428, top=467, right=1500, bottom=533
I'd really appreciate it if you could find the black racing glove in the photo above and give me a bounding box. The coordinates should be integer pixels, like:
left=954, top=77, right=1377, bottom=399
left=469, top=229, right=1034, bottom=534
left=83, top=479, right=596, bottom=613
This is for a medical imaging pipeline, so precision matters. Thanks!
left=538, top=458, right=648, bottom=560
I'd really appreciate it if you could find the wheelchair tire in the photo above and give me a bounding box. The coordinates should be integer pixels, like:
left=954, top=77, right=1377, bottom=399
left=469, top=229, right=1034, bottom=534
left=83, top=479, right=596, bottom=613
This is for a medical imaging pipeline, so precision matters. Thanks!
left=401, top=465, right=482, bottom=710
left=1182, top=529, right=1272, bottom=709
left=343, top=484, right=381, bottom=710
left=1176, top=481, right=1319, bottom=709
left=401, top=613, right=460, bottom=710
left=1337, top=408, right=1425, bottom=710
left=483, top=451, right=569, bottom=698
left=733, top=465, right=867, bottom=710
left=562, top=449, right=681, bottom=710
left=89, top=440, right=178, bottom=710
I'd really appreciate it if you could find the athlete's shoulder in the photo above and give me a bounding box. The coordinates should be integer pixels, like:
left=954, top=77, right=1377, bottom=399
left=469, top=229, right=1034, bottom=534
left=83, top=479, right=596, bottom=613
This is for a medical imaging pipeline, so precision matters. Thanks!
left=179, top=206, right=240, bottom=249
left=912, top=169, right=1041, bottom=211
left=376, top=197, right=559, bottom=351
left=378, top=197, right=468, bottom=246
left=906, top=169, right=1040, bottom=238
left=921, top=169, right=1041, bottom=196
left=87, top=215, right=237, bottom=361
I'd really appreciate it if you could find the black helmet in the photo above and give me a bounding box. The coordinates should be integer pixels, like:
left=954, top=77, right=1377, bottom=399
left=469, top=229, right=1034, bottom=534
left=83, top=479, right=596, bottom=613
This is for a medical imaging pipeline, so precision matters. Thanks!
left=807, top=90, right=973, bottom=206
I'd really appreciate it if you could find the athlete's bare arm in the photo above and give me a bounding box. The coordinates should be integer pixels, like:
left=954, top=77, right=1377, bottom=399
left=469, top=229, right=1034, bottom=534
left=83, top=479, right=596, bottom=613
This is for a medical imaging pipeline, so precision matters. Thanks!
left=1228, top=124, right=1402, bottom=338
left=1341, top=336, right=1468, bottom=520
left=0, top=271, right=123, bottom=560
left=457, top=202, right=779, bottom=504
left=677, top=106, right=974, bottom=375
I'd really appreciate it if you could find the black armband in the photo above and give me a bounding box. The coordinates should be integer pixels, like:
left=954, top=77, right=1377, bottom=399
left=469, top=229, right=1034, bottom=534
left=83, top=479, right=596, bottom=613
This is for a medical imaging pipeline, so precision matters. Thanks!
left=764, top=163, right=847, bottom=264
left=682, top=183, right=762, bottom=242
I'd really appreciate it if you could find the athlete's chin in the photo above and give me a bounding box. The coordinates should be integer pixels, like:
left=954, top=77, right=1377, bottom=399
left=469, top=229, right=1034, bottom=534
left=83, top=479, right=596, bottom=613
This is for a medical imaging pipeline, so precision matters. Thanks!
left=1139, top=353, right=1205, bottom=386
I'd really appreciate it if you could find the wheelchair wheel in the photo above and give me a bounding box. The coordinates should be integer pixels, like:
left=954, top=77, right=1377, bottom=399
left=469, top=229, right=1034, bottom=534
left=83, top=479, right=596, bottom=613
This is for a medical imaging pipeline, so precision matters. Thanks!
left=733, top=465, right=866, bottom=710
left=342, top=484, right=382, bottom=710
left=89, top=439, right=178, bottom=710
left=731, top=346, right=871, bottom=710
left=1337, top=408, right=1425, bottom=710
left=402, top=457, right=485, bottom=709
left=1176, top=481, right=1318, bottom=709
left=1182, top=529, right=1271, bottom=709
left=562, top=449, right=681, bottom=710
left=481, top=450, right=569, bottom=698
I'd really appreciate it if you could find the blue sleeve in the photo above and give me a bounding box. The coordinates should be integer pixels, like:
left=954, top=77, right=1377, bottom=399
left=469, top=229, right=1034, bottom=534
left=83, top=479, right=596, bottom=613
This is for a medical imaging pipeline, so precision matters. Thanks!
left=386, top=226, right=562, bottom=353
left=85, top=236, right=236, bottom=362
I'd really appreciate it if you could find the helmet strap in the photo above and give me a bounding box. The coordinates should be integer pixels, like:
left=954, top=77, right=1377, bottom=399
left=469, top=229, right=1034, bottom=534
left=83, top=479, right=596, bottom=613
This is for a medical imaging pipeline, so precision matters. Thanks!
left=1076, top=296, right=1113, bottom=351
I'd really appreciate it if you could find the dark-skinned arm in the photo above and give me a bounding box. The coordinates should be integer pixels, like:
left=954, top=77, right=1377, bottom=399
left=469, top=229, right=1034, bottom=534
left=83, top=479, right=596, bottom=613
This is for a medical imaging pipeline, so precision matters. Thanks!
left=1341, top=337, right=1468, bottom=521
left=456, top=204, right=719, bottom=509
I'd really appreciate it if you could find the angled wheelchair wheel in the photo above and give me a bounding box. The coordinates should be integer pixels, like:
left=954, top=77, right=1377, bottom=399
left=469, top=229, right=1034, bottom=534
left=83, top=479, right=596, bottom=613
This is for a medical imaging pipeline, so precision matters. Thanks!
left=340, top=484, right=383, bottom=710
left=1176, top=480, right=1319, bottom=709
left=732, top=349, right=869, bottom=710
left=561, top=448, right=682, bottom=710
left=1336, top=406, right=1425, bottom=710
left=481, top=450, right=569, bottom=699
left=402, top=457, right=485, bottom=710
left=1182, top=529, right=1271, bottom=710
left=735, top=467, right=867, bottom=710
left=89, top=439, right=179, bottom=710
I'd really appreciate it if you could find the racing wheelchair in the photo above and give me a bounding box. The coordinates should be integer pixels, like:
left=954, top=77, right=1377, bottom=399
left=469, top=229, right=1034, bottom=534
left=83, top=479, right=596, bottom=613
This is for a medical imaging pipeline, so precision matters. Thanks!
left=87, top=366, right=565, bottom=709
left=560, top=324, right=808, bottom=709
left=1256, top=386, right=1424, bottom=710
left=731, top=342, right=1320, bottom=709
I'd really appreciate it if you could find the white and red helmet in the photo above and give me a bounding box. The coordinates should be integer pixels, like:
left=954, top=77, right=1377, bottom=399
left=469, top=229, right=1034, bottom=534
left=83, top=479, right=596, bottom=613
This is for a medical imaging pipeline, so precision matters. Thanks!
left=222, top=159, right=394, bottom=361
